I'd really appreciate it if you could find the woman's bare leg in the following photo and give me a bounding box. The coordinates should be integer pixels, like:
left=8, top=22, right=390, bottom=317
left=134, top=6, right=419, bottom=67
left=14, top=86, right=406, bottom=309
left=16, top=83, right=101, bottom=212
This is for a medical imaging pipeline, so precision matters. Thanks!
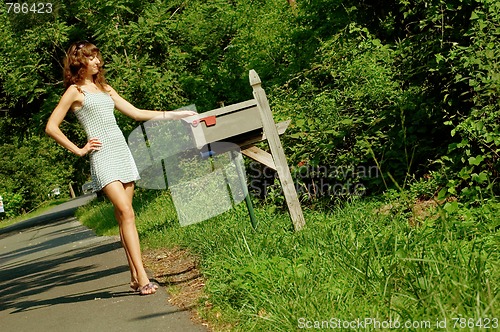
left=117, top=212, right=139, bottom=289
left=102, top=181, right=156, bottom=294
left=116, top=183, right=139, bottom=289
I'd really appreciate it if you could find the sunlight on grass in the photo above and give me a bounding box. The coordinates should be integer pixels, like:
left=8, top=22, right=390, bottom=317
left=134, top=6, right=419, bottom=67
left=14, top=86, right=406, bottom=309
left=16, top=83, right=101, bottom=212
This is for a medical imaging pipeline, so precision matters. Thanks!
left=76, top=190, right=500, bottom=331
left=75, top=199, right=119, bottom=236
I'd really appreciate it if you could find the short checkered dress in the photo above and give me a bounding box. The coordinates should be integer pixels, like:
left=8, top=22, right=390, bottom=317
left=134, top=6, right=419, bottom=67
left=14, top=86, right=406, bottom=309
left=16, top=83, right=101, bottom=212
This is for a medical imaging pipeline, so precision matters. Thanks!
left=74, top=89, right=140, bottom=192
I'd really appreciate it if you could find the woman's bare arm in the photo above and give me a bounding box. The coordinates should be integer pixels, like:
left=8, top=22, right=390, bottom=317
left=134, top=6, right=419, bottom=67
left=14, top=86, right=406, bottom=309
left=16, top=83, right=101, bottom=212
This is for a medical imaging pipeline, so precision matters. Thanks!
left=107, top=85, right=197, bottom=121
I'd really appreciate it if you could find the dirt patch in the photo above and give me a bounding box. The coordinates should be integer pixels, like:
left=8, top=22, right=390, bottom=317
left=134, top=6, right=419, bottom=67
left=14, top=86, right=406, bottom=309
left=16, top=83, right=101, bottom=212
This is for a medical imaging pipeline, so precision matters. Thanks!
left=374, top=197, right=452, bottom=226
left=408, top=198, right=440, bottom=226
left=143, top=247, right=211, bottom=330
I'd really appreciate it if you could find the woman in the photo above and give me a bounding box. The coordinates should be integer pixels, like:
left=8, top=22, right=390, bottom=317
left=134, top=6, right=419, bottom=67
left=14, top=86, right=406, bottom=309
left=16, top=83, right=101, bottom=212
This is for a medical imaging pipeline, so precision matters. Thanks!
left=46, top=41, right=196, bottom=295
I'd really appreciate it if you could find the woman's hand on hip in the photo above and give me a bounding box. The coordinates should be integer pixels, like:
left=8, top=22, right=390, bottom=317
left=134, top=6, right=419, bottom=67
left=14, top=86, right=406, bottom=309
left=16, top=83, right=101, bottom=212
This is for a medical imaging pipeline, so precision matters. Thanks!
left=79, top=138, right=102, bottom=156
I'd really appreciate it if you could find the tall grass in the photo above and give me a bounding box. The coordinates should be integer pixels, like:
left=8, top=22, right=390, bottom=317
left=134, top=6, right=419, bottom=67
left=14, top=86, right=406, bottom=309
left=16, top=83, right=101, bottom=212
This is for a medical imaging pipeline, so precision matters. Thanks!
left=77, top=190, right=499, bottom=331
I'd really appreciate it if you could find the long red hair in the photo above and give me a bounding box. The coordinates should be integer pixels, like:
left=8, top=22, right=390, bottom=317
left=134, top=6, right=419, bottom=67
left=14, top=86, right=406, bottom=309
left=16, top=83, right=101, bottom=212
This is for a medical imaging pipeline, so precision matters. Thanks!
left=63, top=41, right=107, bottom=91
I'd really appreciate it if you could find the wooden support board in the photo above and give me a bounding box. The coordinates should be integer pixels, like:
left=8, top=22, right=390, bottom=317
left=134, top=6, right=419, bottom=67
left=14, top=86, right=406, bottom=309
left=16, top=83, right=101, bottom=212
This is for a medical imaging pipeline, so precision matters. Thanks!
left=249, top=70, right=305, bottom=231
left=241, top=146, right=276, bottom=170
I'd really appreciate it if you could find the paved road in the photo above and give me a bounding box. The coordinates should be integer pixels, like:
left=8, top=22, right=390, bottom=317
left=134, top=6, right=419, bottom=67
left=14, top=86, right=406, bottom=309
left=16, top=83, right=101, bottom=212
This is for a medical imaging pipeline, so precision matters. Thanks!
left=0, top=195, right=207, bottom=332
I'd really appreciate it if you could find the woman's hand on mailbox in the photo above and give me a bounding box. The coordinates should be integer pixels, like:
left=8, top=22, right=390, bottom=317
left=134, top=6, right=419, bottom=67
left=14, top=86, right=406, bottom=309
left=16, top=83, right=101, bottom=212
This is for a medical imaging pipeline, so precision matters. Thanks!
left=161, top=110, right=198, bottom=120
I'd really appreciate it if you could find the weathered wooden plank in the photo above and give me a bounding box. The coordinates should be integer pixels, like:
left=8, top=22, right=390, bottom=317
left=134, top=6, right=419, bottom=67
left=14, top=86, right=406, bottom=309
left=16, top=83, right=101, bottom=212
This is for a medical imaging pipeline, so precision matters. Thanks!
left=241, top=146, right=277, bottom=170
left=249, top=69, right=306, bottom=231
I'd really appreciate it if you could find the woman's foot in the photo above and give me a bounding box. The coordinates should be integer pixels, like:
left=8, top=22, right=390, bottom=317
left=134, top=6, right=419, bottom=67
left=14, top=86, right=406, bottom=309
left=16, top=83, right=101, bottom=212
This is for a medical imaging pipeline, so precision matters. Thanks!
left=139, top=282, right=158, bottom=296
left=130, top=280, right=140, bottom=292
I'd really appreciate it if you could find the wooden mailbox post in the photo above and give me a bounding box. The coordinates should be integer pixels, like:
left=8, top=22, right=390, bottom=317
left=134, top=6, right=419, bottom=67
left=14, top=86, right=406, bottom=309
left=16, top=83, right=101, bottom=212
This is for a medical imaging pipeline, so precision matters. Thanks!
left=249, top=70, right=305, bottom=231
left=183, top=70, right=306, bottom=231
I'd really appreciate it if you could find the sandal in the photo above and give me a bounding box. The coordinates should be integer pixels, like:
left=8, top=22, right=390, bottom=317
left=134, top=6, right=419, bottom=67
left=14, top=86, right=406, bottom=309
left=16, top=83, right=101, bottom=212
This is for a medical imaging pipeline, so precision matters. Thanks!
left=130, top=281, right=140, bottom=292
left=139, top=282, right=158, bottom=296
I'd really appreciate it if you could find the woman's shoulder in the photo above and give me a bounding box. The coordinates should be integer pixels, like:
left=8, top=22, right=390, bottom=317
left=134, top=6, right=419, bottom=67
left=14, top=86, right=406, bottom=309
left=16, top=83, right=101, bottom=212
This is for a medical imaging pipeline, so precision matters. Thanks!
left=102, top=84, right=119, bottom=98
left=61, top=85, right=84, bottom=111
left=66, top=84, right=84, bottom=94
left=102, top=84, right=114, bottom=93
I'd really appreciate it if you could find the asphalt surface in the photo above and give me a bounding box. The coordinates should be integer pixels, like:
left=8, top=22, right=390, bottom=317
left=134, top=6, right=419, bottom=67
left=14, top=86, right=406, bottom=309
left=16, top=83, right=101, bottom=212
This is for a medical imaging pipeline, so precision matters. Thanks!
left=0, top=195, right=207, bottom=332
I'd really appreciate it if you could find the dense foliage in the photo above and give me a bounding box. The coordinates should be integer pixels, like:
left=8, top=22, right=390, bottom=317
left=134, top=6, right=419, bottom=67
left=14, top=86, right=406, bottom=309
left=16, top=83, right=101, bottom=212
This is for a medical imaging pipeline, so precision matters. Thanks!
left=0, top=0, right=498, bottom=215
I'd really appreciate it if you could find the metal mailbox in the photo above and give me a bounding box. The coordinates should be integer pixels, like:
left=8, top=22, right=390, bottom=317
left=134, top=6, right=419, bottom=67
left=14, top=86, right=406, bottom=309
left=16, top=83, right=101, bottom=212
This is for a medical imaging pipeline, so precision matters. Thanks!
left=182, top=99, right=263, bottom=149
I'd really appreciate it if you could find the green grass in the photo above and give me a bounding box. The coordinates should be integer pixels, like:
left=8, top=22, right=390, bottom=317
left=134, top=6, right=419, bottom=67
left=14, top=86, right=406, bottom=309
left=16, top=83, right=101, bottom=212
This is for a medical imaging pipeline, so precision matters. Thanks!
left=76, top=190, right=500, bottom=331
left=0, top=197, right=71, bottom=229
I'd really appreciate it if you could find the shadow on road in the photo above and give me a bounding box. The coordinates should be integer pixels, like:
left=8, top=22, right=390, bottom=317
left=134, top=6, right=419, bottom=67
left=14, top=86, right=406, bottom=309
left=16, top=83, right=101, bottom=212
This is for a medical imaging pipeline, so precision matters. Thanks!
left=0, top=227, right=126, bottom=313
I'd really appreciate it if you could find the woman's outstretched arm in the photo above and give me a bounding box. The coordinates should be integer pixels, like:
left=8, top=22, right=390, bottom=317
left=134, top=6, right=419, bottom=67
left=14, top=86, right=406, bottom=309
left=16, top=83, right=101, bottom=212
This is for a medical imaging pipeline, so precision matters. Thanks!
left=107, top=85, right=197, bottom=121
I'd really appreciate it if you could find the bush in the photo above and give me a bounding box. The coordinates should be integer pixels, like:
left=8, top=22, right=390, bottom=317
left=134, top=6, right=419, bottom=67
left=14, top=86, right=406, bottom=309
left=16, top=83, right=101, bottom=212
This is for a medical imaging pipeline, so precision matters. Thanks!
left=269, top=25, right=416, bottom=200
left=439, top=0, right=500, bottom=202
left=0, top=192, right=24, bottom=219
left=0, top=135, right=74, bottom=216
